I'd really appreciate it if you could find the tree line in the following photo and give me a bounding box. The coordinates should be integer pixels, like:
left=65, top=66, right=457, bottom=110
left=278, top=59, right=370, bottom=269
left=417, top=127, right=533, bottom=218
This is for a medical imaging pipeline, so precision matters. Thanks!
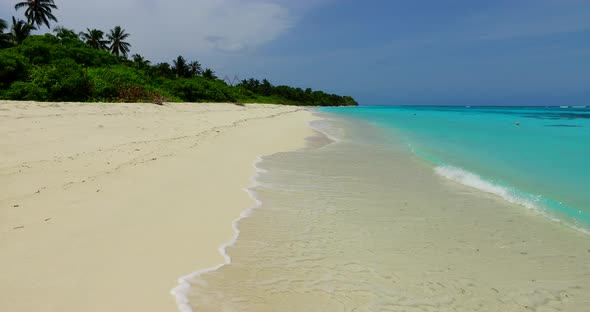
left=0, top=1, right=358, bottom=106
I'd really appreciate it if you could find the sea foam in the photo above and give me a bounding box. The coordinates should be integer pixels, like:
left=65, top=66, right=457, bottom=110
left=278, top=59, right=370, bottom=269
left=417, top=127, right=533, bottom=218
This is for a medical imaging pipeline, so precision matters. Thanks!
left=309, top=118, right=346, bottom=143
left=434, top=165, right=540, bottom=210
left=170, top=118, right=336, bottom=312
left=435, top=165, right=590, bottom=235
left=170, top=156, right=267, bottom=312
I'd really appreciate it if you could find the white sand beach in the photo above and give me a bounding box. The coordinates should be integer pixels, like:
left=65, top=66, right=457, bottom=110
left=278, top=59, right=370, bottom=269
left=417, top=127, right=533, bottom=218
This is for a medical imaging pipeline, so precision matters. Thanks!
left=0, top=101, right=315, bottom=312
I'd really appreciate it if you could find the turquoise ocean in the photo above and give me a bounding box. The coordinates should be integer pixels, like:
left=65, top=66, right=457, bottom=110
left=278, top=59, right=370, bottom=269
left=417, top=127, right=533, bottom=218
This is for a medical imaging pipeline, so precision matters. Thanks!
left=320, top=106, right=590, bottom=232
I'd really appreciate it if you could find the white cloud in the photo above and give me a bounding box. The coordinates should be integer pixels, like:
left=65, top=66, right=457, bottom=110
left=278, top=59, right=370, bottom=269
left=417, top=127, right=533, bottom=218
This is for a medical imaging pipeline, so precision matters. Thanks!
left=49, top=0, right=294, bottom=61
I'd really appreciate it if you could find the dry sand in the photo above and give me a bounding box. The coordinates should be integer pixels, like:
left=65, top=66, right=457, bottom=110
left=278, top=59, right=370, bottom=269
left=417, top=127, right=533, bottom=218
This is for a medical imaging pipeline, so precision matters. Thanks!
left=0, top=101, right=315, bottom=312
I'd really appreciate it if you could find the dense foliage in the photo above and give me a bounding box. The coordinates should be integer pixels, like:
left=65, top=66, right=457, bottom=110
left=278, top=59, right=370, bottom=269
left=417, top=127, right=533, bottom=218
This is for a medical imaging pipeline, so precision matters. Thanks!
left=238, top=78, right=357, bottom=106
left=0, top=2, right=357, bottom=106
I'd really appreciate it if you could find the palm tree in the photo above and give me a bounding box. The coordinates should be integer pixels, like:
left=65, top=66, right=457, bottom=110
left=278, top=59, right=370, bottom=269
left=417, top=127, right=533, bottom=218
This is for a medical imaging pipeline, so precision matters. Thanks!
left=173, top=55, right=189, bottom=78
left=189, top=61, right=202, bottom=77
left=154, top=62, right=174, bottom=79
left=53, top=26, right=78, bottom=40
left=10, top=16, right=36, bottom=45
left=260, top=79, right=273, bottom=95
left=202, top=68, right=217, bottom=80
left=107, top=26, right=131, bottom=58
left=0, top=19, right=10, bottom=48
left=14, top=0, right=58, bottom=29
left=132, top=54, right=150, bottom=69
left=80, top=28, right=108, bottom=50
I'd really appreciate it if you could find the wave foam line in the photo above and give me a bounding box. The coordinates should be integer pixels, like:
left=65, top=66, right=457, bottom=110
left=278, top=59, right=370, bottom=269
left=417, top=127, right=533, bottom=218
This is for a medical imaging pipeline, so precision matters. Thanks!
left=434, top=165, right=590, bottom=235
left=308, top=118, right=343, bottom=143
left=435, top=165, right=539, bottom=210
left=170, top=156, right=268, bottom=312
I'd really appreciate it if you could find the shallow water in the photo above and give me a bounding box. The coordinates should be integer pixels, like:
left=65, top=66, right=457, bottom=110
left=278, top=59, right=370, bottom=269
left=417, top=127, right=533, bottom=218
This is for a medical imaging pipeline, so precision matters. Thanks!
left=320, top=106, right=590, bottom=231
left=187, top=114, right=590, bottom=311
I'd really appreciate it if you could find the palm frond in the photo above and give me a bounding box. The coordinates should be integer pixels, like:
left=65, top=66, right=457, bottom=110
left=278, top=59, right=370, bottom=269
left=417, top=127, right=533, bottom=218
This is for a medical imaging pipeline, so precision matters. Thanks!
left=14, top=2, right=29, bottom=10
left=15, top=0, right=59, bottom=29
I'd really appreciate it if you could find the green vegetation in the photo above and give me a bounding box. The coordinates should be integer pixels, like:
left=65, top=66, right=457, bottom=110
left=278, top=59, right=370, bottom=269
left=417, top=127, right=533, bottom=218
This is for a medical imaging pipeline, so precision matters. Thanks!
left=0, top=2, right=357, bottom=106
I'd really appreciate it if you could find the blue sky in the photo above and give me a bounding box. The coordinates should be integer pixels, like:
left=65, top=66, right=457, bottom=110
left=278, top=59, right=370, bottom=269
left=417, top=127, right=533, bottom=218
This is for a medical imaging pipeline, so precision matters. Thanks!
left=2, top=0, right=589, bottom=105
left=244, top=0, right=590, bottom=105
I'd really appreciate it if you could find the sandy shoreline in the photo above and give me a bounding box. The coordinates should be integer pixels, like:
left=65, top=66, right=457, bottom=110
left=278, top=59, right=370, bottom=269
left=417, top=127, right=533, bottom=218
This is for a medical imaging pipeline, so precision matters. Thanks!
left=186, top=114, right=590, bottom=311
left=0, top=101, right=316, bottom=312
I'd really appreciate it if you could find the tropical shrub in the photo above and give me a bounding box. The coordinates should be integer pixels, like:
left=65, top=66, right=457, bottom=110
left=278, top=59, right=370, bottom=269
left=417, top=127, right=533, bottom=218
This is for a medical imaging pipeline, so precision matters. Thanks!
left=164, top=77, right=238, bottom=102
left=3, top=81, right=48, bottom=101
left=28, top=58, right=91, bottom=101
left=87, top=65, right=146, bottom=100
left=15, top=35, right=117, bottom=67
left=0, top=49, right=29, bottom=88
